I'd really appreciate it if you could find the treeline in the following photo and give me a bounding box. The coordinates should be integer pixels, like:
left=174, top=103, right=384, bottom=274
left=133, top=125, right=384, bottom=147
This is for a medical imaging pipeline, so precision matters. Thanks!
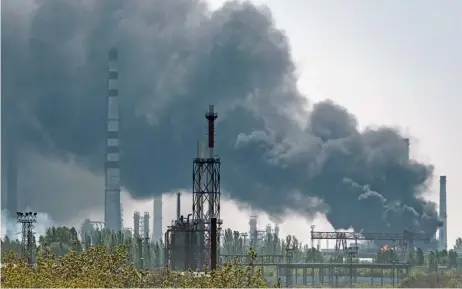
left=376, top=247, right=459, bottom=270
left=2, top=225, right=461, bottom=271
left=1, top=226, right=164, bottom=269
left=221, top=228, right=324, bottom=262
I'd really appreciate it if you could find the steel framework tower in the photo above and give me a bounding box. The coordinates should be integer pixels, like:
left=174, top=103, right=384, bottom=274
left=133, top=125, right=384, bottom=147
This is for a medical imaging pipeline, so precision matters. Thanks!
left=17, top=212, right=37, bottom=265
left=192, top=105, right=221, bottom=268
left=104, top=47, right=122, bottom=231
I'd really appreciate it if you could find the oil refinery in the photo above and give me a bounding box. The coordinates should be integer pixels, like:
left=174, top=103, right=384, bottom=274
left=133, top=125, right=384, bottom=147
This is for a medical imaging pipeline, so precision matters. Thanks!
left=2, top=47, right=454, bottom=287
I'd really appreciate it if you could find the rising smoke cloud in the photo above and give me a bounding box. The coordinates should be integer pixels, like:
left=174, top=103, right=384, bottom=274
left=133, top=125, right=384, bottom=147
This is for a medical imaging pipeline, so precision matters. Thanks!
left=1, top=209, right=54, bottom=240
left=2, top=0, right=441, bottom=235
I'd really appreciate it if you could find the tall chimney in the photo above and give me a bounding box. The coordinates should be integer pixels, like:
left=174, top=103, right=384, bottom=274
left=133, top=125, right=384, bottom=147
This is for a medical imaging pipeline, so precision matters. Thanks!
left=403, top=138, right=410, bottom=161
left=439, top=176, right=447, bottom=250
left=153, top=196, right=162, bottom=242
left=176, top=192, right=181, bottom=220
left=205, top=105, right=218, bottom=158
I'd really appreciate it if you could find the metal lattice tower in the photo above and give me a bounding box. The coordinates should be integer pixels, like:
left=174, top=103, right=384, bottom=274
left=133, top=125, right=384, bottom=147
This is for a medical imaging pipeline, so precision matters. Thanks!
left=192, top=105, right=221, bottom=268
left=105, top=47, right=122, bottom=231
left=17, top=212, right=37, bottom=264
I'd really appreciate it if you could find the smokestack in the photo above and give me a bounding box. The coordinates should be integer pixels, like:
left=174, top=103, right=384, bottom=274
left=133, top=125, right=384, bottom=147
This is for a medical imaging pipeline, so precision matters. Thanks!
left=105, top=47, right=122, bottom=231
left=403, top=138, right=410, bottom=161
left=153, top=196, right=162, bottom=242
left=205, top=105, right=218, bottom=158
left=439, top=175, right=447, bottom=250
left=176, top=192, right=181, bottom=220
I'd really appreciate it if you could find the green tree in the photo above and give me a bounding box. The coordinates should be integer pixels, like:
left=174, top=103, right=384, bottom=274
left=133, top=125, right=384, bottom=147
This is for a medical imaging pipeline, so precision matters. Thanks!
left=416, top=248, right=425, bottom=266
left=428, top=251, right=438, bottom=272
left=448, top=249, right=458, bottom=269
left=455, top=237, right=462, bottom=249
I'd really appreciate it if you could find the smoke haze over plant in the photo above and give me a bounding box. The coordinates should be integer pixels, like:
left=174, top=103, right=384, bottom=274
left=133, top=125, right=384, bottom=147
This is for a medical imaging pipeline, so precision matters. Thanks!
left=2, top=0, right=441, bottom=235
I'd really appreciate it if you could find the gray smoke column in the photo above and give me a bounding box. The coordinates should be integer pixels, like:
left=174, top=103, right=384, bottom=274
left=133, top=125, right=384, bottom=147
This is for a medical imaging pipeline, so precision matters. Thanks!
left=2, top=0, right=441, bottom=235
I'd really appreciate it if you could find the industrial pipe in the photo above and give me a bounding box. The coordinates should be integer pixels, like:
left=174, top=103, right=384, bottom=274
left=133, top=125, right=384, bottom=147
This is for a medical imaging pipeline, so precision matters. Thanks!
left=211, top=217, right=217, bottom=270
left=176, top=192, right=181, bottom=220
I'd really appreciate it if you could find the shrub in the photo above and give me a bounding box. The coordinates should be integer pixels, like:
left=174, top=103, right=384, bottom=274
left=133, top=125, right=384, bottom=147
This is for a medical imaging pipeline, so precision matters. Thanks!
left=1, top=245, right=272, bottom=288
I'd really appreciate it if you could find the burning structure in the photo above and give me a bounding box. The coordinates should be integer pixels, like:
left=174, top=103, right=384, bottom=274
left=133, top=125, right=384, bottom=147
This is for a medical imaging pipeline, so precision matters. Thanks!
left=165, top=105, right=221, bottom=271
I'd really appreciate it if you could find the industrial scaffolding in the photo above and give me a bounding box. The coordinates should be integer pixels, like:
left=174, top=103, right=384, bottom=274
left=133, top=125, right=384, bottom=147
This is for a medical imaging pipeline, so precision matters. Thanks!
left=310, top=230, right=432, bottom=261
left=164, top=105, right=221, bottom=271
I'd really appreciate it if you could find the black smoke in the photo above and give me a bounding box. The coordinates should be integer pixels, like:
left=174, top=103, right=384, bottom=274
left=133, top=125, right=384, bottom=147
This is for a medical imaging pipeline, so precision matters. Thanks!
left=2, top=0, right=441, bottom=234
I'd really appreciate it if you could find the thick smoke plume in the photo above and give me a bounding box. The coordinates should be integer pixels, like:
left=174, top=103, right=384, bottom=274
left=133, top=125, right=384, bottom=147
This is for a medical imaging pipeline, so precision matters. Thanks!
left=2, top=0, right=441, bottom=235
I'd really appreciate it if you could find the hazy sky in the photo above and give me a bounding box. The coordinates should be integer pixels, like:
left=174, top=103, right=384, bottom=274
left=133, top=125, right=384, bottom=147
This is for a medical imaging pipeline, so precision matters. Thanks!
left=205, top=0, right=462, bottom=247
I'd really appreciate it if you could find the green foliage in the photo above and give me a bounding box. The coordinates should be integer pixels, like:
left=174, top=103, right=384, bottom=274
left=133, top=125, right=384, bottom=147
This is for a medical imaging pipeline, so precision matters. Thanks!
left=416, top=248, right=425, bottom=266
left=2, top=244, right=271, bottom=288
left=376, top=249, right=398, bottom=263
left=455, top=238, right=462, bottom=249
left=399, top=271, right=462, bottom=288
left=3, top=226, right=462, bottom=288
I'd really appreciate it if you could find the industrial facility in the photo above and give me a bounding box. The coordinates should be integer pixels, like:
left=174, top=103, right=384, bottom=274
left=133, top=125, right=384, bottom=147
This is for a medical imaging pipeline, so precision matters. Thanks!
left=2, top=47, right=455, bottom=287
left=164, top=104, right=221, bottom=270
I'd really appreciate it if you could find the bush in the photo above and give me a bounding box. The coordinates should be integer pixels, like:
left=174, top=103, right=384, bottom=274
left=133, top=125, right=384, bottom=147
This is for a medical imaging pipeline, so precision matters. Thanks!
left=399, top=271, right=462, bottom=288
left=1, top=245, right=272, bottom=288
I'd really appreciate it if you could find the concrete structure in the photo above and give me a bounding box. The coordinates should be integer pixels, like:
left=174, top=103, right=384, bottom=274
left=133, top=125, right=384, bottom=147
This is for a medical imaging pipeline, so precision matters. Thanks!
left=403, top=138, right=410, bottom=161
left=153, top=196, right=162, bottom=242
left=104, top=47, right=122, bottom=231
left=439, top=175, right=447, bottom=250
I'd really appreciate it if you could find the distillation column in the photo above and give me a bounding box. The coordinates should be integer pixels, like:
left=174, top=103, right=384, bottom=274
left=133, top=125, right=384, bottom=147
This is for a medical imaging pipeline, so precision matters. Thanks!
left=104, top=47, right=122, bottom=231
left=134, top=212, right=140, bottom=239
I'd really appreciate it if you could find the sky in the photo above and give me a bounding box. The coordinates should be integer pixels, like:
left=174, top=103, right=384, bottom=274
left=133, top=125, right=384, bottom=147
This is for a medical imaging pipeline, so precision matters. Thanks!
left=1, top=0, right=461, bottom=248
left=209, top=0, right=462, bottom=246
left=86, top=0, right=462, bottom=248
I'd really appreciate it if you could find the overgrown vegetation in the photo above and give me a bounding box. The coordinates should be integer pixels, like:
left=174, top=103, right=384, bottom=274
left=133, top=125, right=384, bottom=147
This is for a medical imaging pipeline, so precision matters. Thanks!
left=1, top=245, right=269, bottom=288
left=2, top=226, right=462, bottom=287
